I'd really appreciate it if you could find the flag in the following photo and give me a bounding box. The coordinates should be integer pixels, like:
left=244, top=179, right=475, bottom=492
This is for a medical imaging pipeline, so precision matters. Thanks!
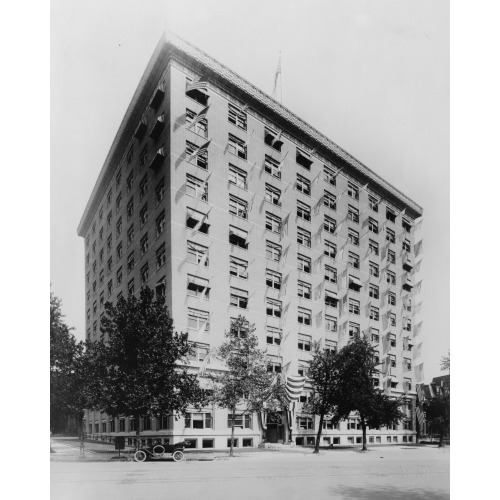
left=413, top=216, right=424, bottom=232
left=187, top=104, right=210, bottom=130
left=413, top=259, right=422, bottom=274
left=272, top=53, right=281, bottom=99
left=271, top=131, right=282, bottom=147
left=413, top=301, right=422, bottom=315
left=414, top=240, right=423, bottom=257
left=360, top=183, right=369, bottom=192
left=315, top=310, right=323, bottom=327
left=280, top=213, right=290, bottom=240
left=415, top=407, right=425, bottom=427
left=416, top=383, right=426, bottom=404
left=414, top=362, right=424, bottom=383
left=187, top=139, right=211, bottom=162
left=413, top=342, right=423, bottom=361
left=414, top=321, right=423, bottom=337
left=186, top=77, right=208, bottom=93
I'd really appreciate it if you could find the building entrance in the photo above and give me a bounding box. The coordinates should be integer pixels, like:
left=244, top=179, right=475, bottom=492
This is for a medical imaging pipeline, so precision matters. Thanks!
left=266, top=414, right=285, bottom=443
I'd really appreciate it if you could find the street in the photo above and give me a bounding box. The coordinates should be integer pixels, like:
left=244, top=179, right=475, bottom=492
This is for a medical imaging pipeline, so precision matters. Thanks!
left=51, top=445, right=449, bottom=500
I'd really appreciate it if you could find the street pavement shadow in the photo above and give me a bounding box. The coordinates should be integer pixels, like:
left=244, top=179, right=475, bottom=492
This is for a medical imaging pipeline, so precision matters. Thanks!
left=329, top=485, right=449, bottom=499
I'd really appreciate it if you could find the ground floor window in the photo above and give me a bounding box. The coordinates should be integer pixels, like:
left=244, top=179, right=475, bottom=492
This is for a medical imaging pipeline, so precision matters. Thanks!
left=387, top=436, right=392, bottom=443
left=356, top=437, right=362, bottom=444
left=347, top=437, right=354, bottom=444
left=322, top=437, right=331, bottom=445
left=227, top=438, right=239, bottom=448
left=185, top=412, right=213, bottom=429
left=242, top=438, right=253, bottom=447
left=202, top=439, right=214, bottom=449
left=332, top=437, right=340, bottom=445
left=185, top=439, right=197, bottom=449
left=306, top=437, right=315, bottom=446
left=376, top=436, right=381, bottom=443
left=295, top=437, right=304, bottom=445
left=393, top=436, right=398, bottom=443
left=369, top=436, right=374, bottom=443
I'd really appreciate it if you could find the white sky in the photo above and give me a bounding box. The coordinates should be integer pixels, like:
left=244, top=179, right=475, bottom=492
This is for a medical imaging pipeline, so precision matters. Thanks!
left=50, top=0, right=449, bottom=381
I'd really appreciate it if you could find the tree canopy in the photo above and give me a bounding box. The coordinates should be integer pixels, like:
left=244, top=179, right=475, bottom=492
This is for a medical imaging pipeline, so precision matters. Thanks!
left=86, top=287, right=206, bottom=444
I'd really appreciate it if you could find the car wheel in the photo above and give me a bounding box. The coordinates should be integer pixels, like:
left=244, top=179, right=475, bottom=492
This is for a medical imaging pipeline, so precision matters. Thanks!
left=153, top=445, right=165, bottom=457
left=172, top=450, right=184, bottom=462
left=134, top=450, right=147, bottom=462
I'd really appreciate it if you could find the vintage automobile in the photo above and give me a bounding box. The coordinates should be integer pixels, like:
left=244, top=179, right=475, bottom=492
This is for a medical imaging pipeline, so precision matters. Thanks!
left=133, top=440, right=190, bottom=462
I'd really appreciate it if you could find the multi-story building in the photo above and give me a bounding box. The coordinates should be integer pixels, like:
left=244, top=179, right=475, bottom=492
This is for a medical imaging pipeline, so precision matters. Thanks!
left=77, top=33, right=424, bottom=449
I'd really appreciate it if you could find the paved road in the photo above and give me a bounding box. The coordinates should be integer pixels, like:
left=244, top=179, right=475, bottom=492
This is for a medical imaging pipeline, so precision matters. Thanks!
left=51, top=445, right=449, bottom=500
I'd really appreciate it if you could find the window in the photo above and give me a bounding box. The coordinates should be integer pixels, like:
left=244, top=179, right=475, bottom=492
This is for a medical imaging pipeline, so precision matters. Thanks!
left=187, top=241, right=209, bottom=266
left=297, top=255, right=311, bottom=273
left=229, top=256, right=247, bottom=279
left=402, top=218, right=412, bottom=233
left=370, top=306, right=379, bottom=321
left=187, top=275, right=210, bottom=299
left=387, top=249, right=396, bottom=264
left=107, top=280, right=113, bottom=297
left=230, top=287, right=248, bottom=309
left=297, top=281, right=311, bottom=299
left=229, top=195, right=248, bottom=219
left=405, top=318, right=412, bottom=331
left=116, top=267, right=122, bottom=285
left=402, top=238, right=411, bottom=252
left=106, top=234, right=112, bottom=252
left=325, top=312, right=338, bottom=331
left=107, top=256, right=113, bottom=273
left=349, top=299, right=360, bottom=315
left=229, top=226, right=248, bottom=249
left=297, top=417, right=314, bottom=430
left=99, top=227, right=103, bottom=243
left=187, top=209, right=209, bottom=234
left=140, top=234, right=149, bottom=257
left=228, top=414, right=252, bottom=429
left=99, top=206, right=103, bottom=222
left=139, top=204, right=149, bottom=227
left=228, top=133, right=247, bottom=159
left=185, top=412, right=213, bottom=430
left=264, top=183, right=281, bottom=207
left=391, top=314, right=397, bottom=327
left=99, top=292, right=104, bottom=308
left=323, top=241, right=336, bottom=259
left=296, top=174, right=311, bottom=195
left=297, top=201, right=311, bottom=222
left=107, top=211, right=112, bottom=228
left=264, top=128, right=284, bottom=151
left=348, top=275, right=362, bottom=291
left=265, top=155, right=281, bottom=179
left=388, top=292, right=396, bottom=306
left=139, top=144, right=148, bottom=168
left=348, top=205, right=359, bottom=224
left=127, top=252, right=135, bottom=272
left=325, top=265, right=337, bottom=283
left=115, top=243, right=123, bottom=262
left=138, top=175, right=149, bottom=200
left=186, top=108, right=208, bottom=137
left=386, top=207, right=396, bottom=223
left=126, top=172, right=134, bottom=193
left=92, top=241, right=96, bottom=255
left=99, top=269, right=104, bottom=285
left=369, top=261, right=379, bottom=278
left=92, top=261, right=97, bottom=274
left=186, top=174, right=208, bottom=202
left=116, top=166, right=122, bottom=186
left=349, top=322, right=360, bottom=338
left=229, top=164, right=247, bottom=189
left=386, top=228, right=396, bottom=244
left=156, top=211, right=166, bottom=237
left=99, top=248, right=104, bottom=264
left=155, top=178, right=165, bottom=205
left=387, top=270, right=396, bottom=285
left=186, top=77, right=209, bottom=105
left=371, top=329, right=380, bottom=343
left=347, top=228, right=359, bottom=245
left=387, top=334, right=397, bottom=349
left=156, top=278, right=166, bottom=300
left=266, top=269, right=282, bottom=290
left=347, top=182, right=359, bottom=200
left=325, top=290, right=338, bottom=308
left=323, top=166, right=337, bottom=186
left=188, top=308, right=209, bottom=332
left=369, top=195, right=379, bottom=212
left=324, top=191, right=336, bottom=211
left=348, top=252, right=360, bottom=269
left=116, top=217, right=122, bottom=236
left=298, top=336, right=312, bottom=354
left=156, top=243, right=166, bottom=269
left=186, top=140, right=208, bottom=170
left=126, top=198, right=134, bottom=220
left=267, top=357, right=282, bottom=373
left=298, top=308, right=312, bottom=326
left=324, top=216, right=336, bottom=234
left=368, top=218, right=378, bottom=233
left=389, top=355, right=397, bottom=368
left=265, top=212, right=281, bottom=233
left=266, top=241, right=281, bottom=261
left=266, top=327, right=282, bottom=345
left=369, top=284, right=379, bottom=299
left=296, top=148, right=313, bottom=170
left=92, top=281, right=97, bottom=294
left=297, top=227, right=311, bottom=248
left=228, top=103, right=247, bottom=130
left=369, top=239, right=379, bottom=256
left=266, top=298, right=282, bottom=318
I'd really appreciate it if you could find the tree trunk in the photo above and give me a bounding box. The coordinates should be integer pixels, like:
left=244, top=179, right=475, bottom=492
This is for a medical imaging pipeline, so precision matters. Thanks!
left=78, top=411, right=85, bottom=456
left=416, top=415, right=421, bottom=444
left=230, top=412, right=235, bottom=458
left=438, top=428, right=445, bottom=448
left=314, top=413, right=324, bottom=453
left=135, top=413, right=141, bottom=451
left=360, top=416, right=367, bottom=451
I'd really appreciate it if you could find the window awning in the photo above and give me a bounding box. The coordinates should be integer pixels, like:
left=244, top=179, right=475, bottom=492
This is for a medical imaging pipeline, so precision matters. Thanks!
left=325, top=290, right=338, bottom=299
left=187, top=209, right=203, bottom=221
left=405, top=256, right=413, bottom=267
left=297, top=148, right=311, bottom=160
left=349, top=276, right=362, bottom=287
left=229, top=226, right=247, bottom=239
left=188, top=275, right=209, bottom=287
left=405, top=278, right=413, bottom=288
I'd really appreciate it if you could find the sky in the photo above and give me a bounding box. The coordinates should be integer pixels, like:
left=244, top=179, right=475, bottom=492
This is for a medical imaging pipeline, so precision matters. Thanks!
left=50, top=0, right=449, bottom=382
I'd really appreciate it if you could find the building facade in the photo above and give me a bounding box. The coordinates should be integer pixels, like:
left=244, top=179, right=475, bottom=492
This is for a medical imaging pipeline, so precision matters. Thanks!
left=77, top=33, right=424, bottom=449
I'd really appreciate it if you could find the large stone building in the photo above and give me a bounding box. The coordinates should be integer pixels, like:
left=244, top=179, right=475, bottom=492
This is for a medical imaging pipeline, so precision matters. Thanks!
left=77, top=33, right=424, bottom=449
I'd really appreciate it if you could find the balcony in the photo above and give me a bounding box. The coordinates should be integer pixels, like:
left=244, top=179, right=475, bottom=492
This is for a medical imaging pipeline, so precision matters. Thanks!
left=149, top=83, right=165, bottom=109
left=134, top=117, right=148, bottom=139
left=149, top=146, right=165, bottom=172
left=150, top=114, right=165, bottom=140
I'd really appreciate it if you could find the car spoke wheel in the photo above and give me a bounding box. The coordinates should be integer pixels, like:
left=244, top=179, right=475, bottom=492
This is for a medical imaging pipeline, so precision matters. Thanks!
left=153, top=445, right=165, bottom=457
left=172, top=450, right=184, bottom=462
left=134, top=450, right=147, bottom=462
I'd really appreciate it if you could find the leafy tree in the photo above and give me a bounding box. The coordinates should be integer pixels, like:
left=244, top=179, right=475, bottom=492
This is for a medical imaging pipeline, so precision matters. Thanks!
left=422, top=389, right=449, bottom=447
left=440, top=350, right=450, bottom=372
left=86, top=287, right=206, bottom=447
left=303, top=345, right=341, bottom=453
left=208, top=316, right=287, bottom=457
left=50, top=292, right=88, bottom=436
left=335, top=336, right=405, bottom=451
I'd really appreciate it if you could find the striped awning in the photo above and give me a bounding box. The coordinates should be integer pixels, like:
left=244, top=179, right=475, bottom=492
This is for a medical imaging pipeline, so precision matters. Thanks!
left=285, top=375, right=306, bottom=403
left=349, top=275, right=362, bottom=287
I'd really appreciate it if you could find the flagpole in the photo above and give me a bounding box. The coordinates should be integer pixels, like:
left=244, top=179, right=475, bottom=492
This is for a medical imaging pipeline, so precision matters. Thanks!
left=280, top=51, right=282, bottom=104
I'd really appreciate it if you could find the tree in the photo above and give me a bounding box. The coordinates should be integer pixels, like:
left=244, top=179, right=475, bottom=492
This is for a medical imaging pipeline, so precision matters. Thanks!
left=440, top=350, right=450, bottom=372
left=335, top=336, right=405, bottom=451
left=87, top=287, right=206, bottom=447
left=422, top=389, right=449, bottom=447
left=208, top=316, right=287, bottom=457
left=50, top=292, right=88, bottom=436
left=303, top=345, right=341, bottom=453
